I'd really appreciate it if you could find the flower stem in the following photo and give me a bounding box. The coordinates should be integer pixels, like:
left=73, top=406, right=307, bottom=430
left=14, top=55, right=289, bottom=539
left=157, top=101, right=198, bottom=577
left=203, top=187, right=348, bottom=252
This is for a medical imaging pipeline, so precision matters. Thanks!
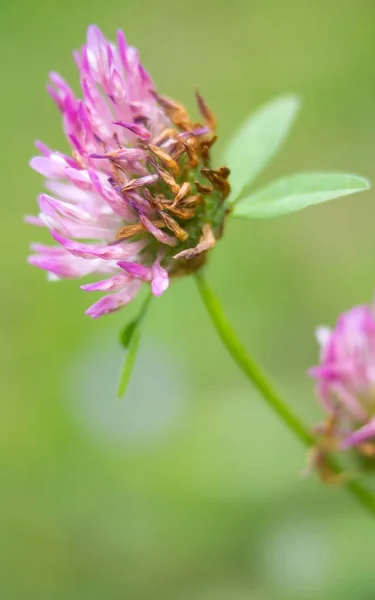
left=195, top=270, right=375, bottom=517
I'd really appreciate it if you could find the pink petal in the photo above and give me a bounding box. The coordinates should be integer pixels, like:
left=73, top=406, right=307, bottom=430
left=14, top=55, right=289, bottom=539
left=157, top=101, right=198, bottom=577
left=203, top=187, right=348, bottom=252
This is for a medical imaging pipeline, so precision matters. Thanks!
left=117, top=260, right=151, bottom=281
left=81, top=273, right=131, bottom=292
left=113, top=121, right=151, bottom=140
left=34, top=141, right=52, bottom=156
left=30, top=155, right=68, bottom=178
left=85, top=281, right=141, bottom=318
left=25, top=215, right=44, bottom=226
left=28, top=246, right=103, bottom=278
left=39, top=193, right=92, bottom=223
left=139, top=214, right=177, bottom=246
left=151, top=261, right=169, bottom=296
left=341, top=417, right=375, bottom=449
left=51, top=230, right=146, bottom=260
left=64, top=168, right=93, bottom=190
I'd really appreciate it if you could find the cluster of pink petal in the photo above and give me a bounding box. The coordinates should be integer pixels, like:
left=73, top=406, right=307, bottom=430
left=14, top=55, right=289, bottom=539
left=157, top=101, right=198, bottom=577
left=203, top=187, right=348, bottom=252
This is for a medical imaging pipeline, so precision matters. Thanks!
left=309, top=304, right=375, bottom=449
left=27, top=26, right=171, bottom=318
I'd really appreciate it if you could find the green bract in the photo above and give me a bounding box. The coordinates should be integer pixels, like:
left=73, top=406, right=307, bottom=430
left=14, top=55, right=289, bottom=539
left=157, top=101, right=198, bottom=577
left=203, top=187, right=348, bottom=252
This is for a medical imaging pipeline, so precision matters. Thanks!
left=223, top=95, right=370, bottom=218
left=224, top=95, right=301, bottom=204
left=233, top=172, right=370, bottom=219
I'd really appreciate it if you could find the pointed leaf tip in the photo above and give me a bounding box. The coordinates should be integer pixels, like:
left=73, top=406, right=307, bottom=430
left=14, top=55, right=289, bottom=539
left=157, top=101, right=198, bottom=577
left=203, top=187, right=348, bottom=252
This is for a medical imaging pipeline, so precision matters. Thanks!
left=223, top=94, right=302, bottom=203
left=233, top=172, right=370, bottom=220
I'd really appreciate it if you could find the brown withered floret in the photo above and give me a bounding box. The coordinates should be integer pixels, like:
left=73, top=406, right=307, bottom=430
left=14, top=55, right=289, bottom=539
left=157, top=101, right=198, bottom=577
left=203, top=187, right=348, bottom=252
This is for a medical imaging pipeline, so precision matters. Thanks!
left=195, top=181, right=213, bottom=195
left=195, top=91, right=217, bottom=131
left=200, top=135, right=217, bottom=163
left=159, top=212, right=189, bottom=242
left=201, top=167, right=231, bottom=200
left=172, top=181, right=191, bottom=204
left=153, top=163, right=181, bottom=195
left=148, top=144, right=180, bottom=177
left=358, top=442, right=375, bottom=457
left=115, top=221, right=163, bottom=241
left=174, top=223, right=216, bottom=260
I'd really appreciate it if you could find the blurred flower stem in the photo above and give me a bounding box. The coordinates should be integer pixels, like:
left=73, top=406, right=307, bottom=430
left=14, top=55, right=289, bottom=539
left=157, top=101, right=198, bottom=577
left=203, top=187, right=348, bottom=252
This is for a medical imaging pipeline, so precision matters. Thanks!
left=195, top=270, right=375, bottom=518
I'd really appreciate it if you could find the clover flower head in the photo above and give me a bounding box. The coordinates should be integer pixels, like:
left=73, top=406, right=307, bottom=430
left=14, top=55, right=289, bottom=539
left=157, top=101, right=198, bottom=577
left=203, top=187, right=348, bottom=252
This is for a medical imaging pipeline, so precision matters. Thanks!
left=27, top=25, right=230, bottom=317
left=309, top=302, right=375, bottom=454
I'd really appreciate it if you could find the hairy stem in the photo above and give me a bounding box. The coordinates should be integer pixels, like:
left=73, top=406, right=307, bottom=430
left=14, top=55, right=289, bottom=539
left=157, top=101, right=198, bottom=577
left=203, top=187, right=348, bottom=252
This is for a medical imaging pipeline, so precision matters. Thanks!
left=195, top=270, right=375, bottom=517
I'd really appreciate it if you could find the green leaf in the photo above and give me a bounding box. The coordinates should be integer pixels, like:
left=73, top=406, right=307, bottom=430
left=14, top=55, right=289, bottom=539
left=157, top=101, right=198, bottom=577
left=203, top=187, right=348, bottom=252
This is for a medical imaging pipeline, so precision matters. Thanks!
left=119, top=294, right=152, bottom=349
left=233, top=172, right=370, bottom=219
left=117, top=328, right=141, bottom=399
left=117, top=294, right=152, bottom=399
left=119, top=319, right=138, bottom=349
left=223, top=95, right=301, bottom=203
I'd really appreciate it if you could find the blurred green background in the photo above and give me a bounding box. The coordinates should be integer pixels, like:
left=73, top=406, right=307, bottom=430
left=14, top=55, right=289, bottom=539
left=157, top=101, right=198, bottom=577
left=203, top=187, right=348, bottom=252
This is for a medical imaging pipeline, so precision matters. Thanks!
left=2, top=0, right=375, bottom=598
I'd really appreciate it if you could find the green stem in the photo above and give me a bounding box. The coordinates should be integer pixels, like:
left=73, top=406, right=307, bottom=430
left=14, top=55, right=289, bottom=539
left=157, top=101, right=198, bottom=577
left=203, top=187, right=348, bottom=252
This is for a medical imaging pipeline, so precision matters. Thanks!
left=195, top=270, right=375, bottom=517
